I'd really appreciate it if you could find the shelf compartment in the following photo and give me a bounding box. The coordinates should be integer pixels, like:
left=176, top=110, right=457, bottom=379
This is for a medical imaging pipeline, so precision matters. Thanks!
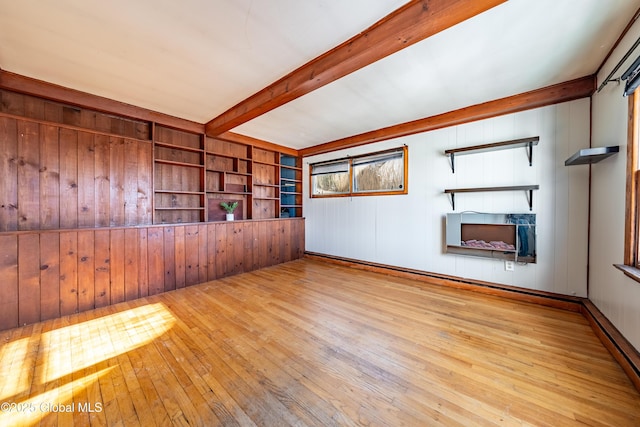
left=445, top=136, right=539, bottom=173
left=155, top=141, right=203, bottom=153
left=444, top=185, right=539, bottom=211
left=154, top=158, right=204, bottom=168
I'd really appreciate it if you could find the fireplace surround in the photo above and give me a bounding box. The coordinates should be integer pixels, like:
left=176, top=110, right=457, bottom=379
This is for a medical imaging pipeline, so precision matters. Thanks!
left=445, top=213, right=536, bottom=263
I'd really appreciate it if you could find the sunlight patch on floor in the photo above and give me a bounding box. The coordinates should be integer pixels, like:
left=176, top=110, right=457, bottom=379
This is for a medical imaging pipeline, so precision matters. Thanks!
left=0, top=302, right=176, bottom=425
left=41, top=302, right=175, bottom=383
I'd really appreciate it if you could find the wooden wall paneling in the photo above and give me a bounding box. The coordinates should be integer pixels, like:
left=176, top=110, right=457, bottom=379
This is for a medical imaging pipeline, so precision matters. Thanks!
left=0, top=117, right=18, bottom=231
left=23, top=94, right=44, bottom=119
left=231, top=222, right=244, bottom=275
left=110, top=136, right=125, bottom=226
left=17, top=120, right=40, bottom=230
left=43, top=98, right=63, bottom=123
left=59, top=128, right=78, bottom=228
left=124, top=228, right=140, bottom=301
left=77, top=230, right=95, bottom=312
left=39, top=232, right=61, bottom=321
left=163, top=226, right=176, bottom=291
left=138, top=228, right=149, bottom=297
left=94, top=229, right=111, bottom=307
left=294, top=219, right=304, bottom=259
left=138, top=141, right=153, bottom=225
left=258, top=221, right=269, bottom=269
left=77, top=131, right=95, bottom=227
left=94, top=134, right=111, bottom=228
left=147, top=227, right=165, bottom=295
left=18, top=234, right=40, bottom=325
left=224, top=222, right=237, bottom=275
left=124, top=139, right=143, bottom=225
left=124, top=139, right=139, bottom=226
left=1, top=72, right=203, bottom=134
left=0, top=235, right=18, bottom=329
left=0, top=89, right=25, bottom=115
left=62, top=105, right=81, bottom=128
left=215, top=222, right=228, bottom=278
left=198, top=224, right=208, bottom=283
left=59, top=231, right=78, bottom=316
left=243, top=221, right=257, bottom=272
left=39, top=124, right=60, bottom=229
left=185, top=225, right=200, bottom=286
left=282, top=220, right=292, bottom=263
left=207, top=223, right=217, bottom=280
left=174, top=225, right=186, bottom=289
left=110, top=229, right=125, bottom=304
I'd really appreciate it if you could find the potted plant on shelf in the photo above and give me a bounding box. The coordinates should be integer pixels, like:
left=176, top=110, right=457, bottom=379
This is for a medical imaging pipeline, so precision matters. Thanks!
left=220, top=201, right=239, bottom=221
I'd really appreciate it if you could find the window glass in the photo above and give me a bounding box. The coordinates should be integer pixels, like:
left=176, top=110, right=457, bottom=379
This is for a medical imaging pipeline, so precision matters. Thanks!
left=311, top=160, right=350, bottom=195
left=353, top=150, right=404, bottom=193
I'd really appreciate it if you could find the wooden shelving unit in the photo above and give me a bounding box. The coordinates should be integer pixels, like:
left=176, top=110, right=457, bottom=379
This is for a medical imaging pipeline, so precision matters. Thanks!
left=280, top=154, right=302, bottom=218
left=445, top=137, right=539, bottom=173
left=152, top=130, right=302, bottom=223
left=153, top=126, right=205, bottom=224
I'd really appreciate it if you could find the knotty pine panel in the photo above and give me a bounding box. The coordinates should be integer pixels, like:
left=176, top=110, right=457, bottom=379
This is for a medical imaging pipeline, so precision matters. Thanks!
left=0, top=117, right=18, bottom=231
left=0, top=235, right=18, bottom=329
left=0, top=219, right=305, bottom=331
left=17, top=120, right=40, bottom=230
left=0, top=116, right=153, bottom=231
left=39, top=124, right=60, bottom=229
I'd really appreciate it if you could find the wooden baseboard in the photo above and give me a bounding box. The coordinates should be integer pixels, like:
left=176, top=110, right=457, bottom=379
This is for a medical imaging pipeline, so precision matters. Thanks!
left=580, top=300, right=640, bottom=392
left=304, top=251, right=640, bottom=393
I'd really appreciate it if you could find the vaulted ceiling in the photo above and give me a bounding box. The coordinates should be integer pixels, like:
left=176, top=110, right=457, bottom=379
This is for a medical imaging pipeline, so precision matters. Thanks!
left=0, top=0, right=637, bottom=151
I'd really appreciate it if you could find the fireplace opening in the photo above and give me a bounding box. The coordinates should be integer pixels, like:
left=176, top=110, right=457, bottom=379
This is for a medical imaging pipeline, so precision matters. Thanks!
left=446, top=213, right=536, bottom=263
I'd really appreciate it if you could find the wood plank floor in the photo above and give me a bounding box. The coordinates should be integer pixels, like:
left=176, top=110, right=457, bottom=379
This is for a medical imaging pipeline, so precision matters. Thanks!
left=1, top=258, right=639, bottom=426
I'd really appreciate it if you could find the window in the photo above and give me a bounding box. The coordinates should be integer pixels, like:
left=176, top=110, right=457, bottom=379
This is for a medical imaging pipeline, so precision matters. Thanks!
left=310, top=160, right=350, bottom=196
left=310, top=147, right=408, bottom=197
left=625, top=90, right=640, bottom=268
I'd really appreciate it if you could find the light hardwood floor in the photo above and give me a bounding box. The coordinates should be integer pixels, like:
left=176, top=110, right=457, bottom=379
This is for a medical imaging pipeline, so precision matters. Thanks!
left=0, top=258, right=639, bottom=426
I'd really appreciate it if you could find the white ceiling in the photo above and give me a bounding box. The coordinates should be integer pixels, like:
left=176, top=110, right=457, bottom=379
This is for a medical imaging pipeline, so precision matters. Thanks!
left=0, top=0, right=638, bottom=150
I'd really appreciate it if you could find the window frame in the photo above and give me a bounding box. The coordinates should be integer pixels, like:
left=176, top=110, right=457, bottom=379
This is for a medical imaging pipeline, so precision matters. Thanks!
left=309, top=146, right=408, bottom=198
left=617, top=88, right=640, bottom=282
left=625, top=90, right=640, bottom=268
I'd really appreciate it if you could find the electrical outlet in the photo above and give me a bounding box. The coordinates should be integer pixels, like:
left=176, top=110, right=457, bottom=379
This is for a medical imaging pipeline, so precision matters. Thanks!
left=505, top=260, right=515, bottom=271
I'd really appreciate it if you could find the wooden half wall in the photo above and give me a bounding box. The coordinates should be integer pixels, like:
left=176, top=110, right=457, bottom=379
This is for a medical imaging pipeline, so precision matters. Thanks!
left=0, top=218, right=305, bottom=331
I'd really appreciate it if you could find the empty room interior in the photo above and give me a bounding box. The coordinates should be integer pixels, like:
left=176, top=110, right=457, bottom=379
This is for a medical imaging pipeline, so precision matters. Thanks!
left=2, top=0, right=640, bottom=425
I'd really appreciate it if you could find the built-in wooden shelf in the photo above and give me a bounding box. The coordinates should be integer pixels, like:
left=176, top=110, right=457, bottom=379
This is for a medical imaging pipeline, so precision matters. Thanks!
left=445, top=136, right=539, bottom=173
left=155, top=141, right=204, bottom=153
left=444, top=185, right=539, bottom=211
left=155, top=207, right=205, bottom=211
left=155, top=190, right=205, bottom=195
left=154, top=159, right=204, bottom=168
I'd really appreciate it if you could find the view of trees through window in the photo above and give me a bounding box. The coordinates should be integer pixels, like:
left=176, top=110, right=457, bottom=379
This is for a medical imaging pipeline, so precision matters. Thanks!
left=353, top=154, right=403, bottom=192
left=311, top=147, right=407, bottom=197
left=312, top=171, right=350, bottom=195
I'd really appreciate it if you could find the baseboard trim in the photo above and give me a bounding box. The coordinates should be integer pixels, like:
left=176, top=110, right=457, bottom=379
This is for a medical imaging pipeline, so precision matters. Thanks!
left=304, top=251, right=640, bottom=393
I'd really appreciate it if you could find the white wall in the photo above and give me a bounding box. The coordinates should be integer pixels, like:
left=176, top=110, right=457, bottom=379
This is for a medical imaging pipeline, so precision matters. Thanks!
left=590, top=19, right=640, bottom=351
left=304, top=99, right=591, bottom=297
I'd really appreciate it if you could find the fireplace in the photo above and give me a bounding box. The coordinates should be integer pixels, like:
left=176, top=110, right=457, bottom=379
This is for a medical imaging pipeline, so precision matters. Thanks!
left=446, top=213, right=536, bottom=263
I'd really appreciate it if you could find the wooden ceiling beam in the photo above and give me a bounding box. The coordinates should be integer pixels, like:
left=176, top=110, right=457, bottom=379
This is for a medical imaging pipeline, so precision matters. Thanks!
left=300, top=75, right=596, bottom=157
left=205, top=0, right=508, bottom=136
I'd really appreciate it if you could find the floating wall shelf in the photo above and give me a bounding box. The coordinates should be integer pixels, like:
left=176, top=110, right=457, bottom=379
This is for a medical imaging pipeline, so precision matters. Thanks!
left=445, top=136, right=539, bottom=173
left=564, top=146, right=619, bottom=166
left=444, top=185, right=539, bottom=211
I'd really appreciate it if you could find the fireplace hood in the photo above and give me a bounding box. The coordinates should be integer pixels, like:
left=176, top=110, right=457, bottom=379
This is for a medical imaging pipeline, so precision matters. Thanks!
left=564, top=146, right=619, bottom=166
